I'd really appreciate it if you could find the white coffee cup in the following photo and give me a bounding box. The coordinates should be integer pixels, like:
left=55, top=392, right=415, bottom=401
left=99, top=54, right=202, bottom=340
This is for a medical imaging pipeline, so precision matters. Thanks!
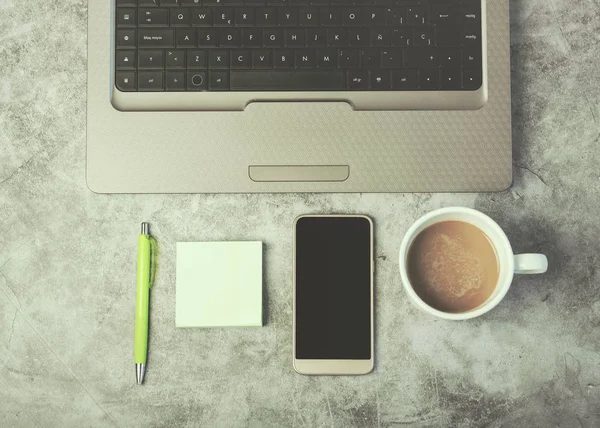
left=399, top=207, right=548, bottom=320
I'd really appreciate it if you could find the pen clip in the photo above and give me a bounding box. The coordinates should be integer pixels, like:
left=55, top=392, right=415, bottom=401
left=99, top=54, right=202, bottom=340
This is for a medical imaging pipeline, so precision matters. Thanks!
left=149, top=237, right=157, bottom=288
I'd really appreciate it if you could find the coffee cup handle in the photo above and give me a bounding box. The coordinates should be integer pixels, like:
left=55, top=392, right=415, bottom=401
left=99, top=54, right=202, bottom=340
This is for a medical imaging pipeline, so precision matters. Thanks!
left=514, top=254, right=548, bottom=274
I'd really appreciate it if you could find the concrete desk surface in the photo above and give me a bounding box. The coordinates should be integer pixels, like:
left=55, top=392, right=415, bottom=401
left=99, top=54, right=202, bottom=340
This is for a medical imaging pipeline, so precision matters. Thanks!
left=1, top=0, right=599, bottom=427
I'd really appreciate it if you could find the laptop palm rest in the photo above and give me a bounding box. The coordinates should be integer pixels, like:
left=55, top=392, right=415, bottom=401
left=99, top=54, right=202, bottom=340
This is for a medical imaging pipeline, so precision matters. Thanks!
left=249, top=166, right=349, bottom=182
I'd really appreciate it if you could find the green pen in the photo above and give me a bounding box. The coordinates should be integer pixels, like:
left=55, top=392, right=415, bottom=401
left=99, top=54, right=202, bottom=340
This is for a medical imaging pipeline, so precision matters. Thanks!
left=135, top=222, right=156, bottom=385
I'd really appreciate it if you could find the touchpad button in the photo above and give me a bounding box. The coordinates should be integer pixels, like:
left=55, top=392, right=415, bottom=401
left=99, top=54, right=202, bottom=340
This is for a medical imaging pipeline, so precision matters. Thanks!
left=249, top=166, right=350, bottom=182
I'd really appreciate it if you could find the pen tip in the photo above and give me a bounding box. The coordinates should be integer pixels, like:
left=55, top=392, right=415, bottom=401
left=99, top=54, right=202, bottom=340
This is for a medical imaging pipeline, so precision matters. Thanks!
left=141, top=223, right=150, bottom=235
left=136, top=364, right=146, bottom=385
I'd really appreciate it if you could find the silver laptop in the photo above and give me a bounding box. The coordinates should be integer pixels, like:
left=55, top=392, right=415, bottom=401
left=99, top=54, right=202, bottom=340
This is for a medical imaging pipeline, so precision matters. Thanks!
left=87, top=0, right=511, bottom=193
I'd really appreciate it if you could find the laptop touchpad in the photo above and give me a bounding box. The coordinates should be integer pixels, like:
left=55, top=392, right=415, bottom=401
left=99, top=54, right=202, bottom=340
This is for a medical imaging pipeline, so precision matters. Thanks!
left=249, top=166, right=349, bottom=182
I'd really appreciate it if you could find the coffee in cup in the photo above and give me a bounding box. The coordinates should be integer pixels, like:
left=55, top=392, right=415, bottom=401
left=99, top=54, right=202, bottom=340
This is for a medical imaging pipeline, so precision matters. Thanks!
left=399, top=207, right=548, bottom=320
left=407, top=220, right=499, bottom=313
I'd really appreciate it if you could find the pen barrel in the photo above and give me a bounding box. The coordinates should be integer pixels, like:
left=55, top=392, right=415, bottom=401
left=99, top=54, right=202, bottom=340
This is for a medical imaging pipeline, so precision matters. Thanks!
left=134, top=234, right=151, bottom=364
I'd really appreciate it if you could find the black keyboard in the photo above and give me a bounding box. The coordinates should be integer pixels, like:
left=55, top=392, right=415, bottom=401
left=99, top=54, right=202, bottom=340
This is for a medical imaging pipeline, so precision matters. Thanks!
left=114, top=0, right=482, bottom=92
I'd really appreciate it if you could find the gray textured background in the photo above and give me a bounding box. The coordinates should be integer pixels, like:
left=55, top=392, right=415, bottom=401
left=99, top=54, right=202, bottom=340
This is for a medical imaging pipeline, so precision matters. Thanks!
left=1, top=0, right=600, bottom=427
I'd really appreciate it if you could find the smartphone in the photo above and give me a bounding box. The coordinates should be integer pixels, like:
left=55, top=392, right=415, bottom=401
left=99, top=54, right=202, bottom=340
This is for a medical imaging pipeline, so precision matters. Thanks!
left=293, top=215, right=374, bottom=375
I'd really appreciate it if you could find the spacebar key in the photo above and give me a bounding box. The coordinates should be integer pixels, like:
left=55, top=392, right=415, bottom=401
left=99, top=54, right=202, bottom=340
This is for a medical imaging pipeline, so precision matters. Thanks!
left=230, top=71, right=346, bottom=91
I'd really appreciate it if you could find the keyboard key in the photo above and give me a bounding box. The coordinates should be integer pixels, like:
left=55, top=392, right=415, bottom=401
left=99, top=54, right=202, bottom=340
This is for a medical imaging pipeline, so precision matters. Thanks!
left=230, top=71, right=346, bottom=90
left=404, top=49, right=437, bottom=68
left=117, top=30, right=137, bottom=48
left=215, top=8, right=234, bottom=26
left=177, top=29, right=197, bottom=47
left=370, top=29, right=390, bottom=46
left=370, top=69, right=390, bottom=90
left=414, top=29, right=433, bottom=47
left=462, top=6, right=480, bottom=24
left=242, top=29, right=262, bottom=46
left=139, top=50, right=164, bottom=68
left=264, top=29, right=284, bottom=47
left=116, top=71, right=136, bottom=91
left=327, top=29, right=347, bottom=46
left=317, top=48, right=337, bottom=68
left=438, top=48, right=460, bottom=67
left=348, top=70, right=369, bottom=90
left=382, top=49, right=402, bottom=67
left=299, top=8, right=319, bottom=26
left=463, top=28, right=481, bottom=46
left=320, top=8, right=341, bottom=26
left=138, top=71, right=164, bottom=91
left=192, top=8, right=213, bottom=26
left=343, top=8, right=363, bottom=26
left=209, top=71, right=230, bottom=90
left=235, top=8, right=256, bottom=26
left=187, top=71, right=207, bottom=90
left=307, top=29, right=327, bottom=46
left=274, top=49, right=295, bottom=68
left=349, top=29, right=370, bottom=47
left=170, top=8, right=191, bottom=26
left=138, top=29, right=174, bottom=48
left=138, top=8, right=169, bottom=26
left=231, top=50, right=251, bottom=68
left=435, top=28, right=461, bottom=46
left=256, top=8, right=278, bottom=26
left=364, top=7, right=385, bottom=26
left=385, top=7, right=405, bottom=26
left=430, top=5, right=460, bottom=26
left=295, top=50, right=316, bottom=68
left=252, top=50, right=272, bottom=68
left=198, top=29, right=218, bottom=46
left=117, top=8, right=137, bottom=27
left=463, top=47, right=480, bottom=67
left=166, top=71, right=186, bottom=90
left=440, top=68, right=460, bottom=89
left=419, top=69, right=439, bottom=89
left=116, top=50, right=137, bottom=69
left=219, top=28, right=241, bottom=46
left=166, top=49, right=186, bottom=68
left=407, top=6, right=427, bottom=25
left=392, top=69, right=417, bottom=89
left=339, top=49, right=360, bottom=68
left=209, top=50, right=230, bottom=68
left=360, top=48, right=381, bottom=68
left=391, top=28, right=412, bottom=46
left=462, top=68, right=482, bottom=89
left=278, top=8, right=298, bottom=26
left=285, top=29, right=306, bottom=47
left=188, top=50, right=207, bottom=68
left=138, top=0, right=159, bottom=6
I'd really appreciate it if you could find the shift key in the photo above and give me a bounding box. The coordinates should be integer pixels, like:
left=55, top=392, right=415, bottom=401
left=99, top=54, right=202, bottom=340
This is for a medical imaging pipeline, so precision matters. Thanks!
left=138, top=29, right=174, bottom=48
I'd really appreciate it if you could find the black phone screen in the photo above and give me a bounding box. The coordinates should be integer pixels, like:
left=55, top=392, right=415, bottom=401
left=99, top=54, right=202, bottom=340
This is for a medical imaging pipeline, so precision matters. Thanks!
left=295, top=216, right=372, bottom=360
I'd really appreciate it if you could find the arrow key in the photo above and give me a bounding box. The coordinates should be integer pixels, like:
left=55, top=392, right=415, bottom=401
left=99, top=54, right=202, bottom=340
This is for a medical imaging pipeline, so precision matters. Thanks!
left=166, top=71, right=186, bottom=91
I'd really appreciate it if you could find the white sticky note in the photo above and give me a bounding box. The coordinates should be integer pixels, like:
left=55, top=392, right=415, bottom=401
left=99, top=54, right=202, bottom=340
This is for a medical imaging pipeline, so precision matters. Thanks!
left=176, top=242, right=263, bottom=328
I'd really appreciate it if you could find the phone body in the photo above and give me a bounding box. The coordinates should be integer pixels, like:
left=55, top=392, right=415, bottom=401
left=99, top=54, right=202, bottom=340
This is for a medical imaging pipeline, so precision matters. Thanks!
left=293, top=215, right=374, bottom=375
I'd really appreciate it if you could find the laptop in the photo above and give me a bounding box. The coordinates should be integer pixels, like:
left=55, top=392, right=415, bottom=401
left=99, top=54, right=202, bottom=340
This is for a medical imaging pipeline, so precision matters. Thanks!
left=87, top=0, right=511, bottom=193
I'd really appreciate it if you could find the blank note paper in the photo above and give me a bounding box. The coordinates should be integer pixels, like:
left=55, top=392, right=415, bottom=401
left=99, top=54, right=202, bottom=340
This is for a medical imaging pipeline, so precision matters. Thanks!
left=176, top=241, right=263, bottom=328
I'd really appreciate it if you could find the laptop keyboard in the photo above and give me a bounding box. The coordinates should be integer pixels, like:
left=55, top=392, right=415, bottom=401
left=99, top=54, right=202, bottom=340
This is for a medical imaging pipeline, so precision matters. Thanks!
left=114, top=0, right=482, bottom=92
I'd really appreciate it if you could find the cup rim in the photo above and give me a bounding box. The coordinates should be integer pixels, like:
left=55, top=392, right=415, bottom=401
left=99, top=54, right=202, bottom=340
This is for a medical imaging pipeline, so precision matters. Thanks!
left=399, top=207, right=515, bottom=320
